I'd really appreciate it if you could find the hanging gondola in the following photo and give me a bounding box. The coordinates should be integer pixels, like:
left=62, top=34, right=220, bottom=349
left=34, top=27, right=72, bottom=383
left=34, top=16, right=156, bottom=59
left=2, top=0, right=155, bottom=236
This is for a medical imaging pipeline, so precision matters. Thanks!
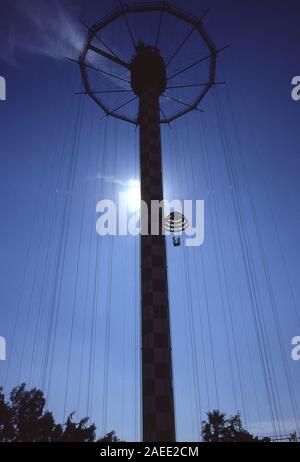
left=164, top=211, right=189, bottom=247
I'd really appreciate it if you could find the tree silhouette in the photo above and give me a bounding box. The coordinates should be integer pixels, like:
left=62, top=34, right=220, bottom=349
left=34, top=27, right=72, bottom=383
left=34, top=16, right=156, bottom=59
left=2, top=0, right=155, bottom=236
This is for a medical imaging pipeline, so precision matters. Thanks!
left=59, top=414, right=96, bottom=442
left=0, top=384, right=118, bottom=442
left=289, top=432, right=298, bottom=442
left=201, top=410, right=271, bottom=442
left=202, top=410, right=227, bottom=442
left=98, top=431, right=120, bottom=442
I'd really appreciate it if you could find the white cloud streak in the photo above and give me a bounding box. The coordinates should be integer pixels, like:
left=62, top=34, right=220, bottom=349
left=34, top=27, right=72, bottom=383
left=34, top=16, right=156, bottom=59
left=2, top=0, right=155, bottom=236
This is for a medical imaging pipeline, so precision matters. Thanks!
left=0, top=0, right=130, bottom=92
left=0, top=0, right=84, bottom=65
left=87, top=174, right=139, bottom=187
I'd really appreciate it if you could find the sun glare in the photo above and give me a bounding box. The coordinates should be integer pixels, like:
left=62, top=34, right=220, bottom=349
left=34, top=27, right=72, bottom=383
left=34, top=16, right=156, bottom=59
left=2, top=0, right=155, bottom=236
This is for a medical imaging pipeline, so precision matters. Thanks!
left=127, top=179, right=141, bottom=212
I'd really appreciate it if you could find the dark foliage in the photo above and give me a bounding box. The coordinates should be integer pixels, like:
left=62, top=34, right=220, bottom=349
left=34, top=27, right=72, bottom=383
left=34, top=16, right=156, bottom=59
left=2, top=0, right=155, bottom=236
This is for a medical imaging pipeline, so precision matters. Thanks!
left=201, top=410, right=271, bottom=443
left=98, top=431, right=120, bottom=442
left=0, top=384, right=118, bottom=442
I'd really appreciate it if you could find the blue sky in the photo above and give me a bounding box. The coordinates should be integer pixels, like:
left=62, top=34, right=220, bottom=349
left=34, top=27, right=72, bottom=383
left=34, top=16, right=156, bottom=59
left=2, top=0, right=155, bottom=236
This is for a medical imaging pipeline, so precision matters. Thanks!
left=0, top=0, right=300, bottom=441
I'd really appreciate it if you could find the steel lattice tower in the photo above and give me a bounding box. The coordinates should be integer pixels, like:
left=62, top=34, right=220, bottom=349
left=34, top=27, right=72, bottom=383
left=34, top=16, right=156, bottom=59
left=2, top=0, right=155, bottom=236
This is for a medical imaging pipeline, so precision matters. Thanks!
left=76, top=1, right=220, bottom=442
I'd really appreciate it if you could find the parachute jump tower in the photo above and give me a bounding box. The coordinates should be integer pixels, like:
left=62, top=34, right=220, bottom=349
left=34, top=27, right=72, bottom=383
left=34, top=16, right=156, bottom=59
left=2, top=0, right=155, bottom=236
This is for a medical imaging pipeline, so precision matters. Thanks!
left=77, top=1, right=221, bottom=442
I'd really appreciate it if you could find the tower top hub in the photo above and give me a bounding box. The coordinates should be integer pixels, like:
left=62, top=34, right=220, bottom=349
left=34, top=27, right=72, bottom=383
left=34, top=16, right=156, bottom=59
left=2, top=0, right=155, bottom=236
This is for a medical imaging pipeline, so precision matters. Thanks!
left=78, top=1, right=219, bottom=123
left=131, top=42, right=167, bottom=97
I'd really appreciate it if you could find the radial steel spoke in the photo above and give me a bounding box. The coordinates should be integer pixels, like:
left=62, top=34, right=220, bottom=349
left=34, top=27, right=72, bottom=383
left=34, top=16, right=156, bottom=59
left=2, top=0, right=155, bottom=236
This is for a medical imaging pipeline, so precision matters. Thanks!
left=166, top=10, right=209, bottom=68
left=67, top=56, right=130, bottom=85
left=75, top=89, right=132, bottom=95
left=166, top=81, right=225, bottom=90
left=83, top=62, right=130, bottom=84
left=162, top=94, right=204, bottom=112
left=155, top=6, right=165, bottom=48
left=167, top=45, right=229, bottom=81
left=118, top=0, right=137, bottom=49
left=79, top=19, right=121, bottom=61
left=109, top=95, right=137, bottom=115
left=88, top=44, right=130, bottom=69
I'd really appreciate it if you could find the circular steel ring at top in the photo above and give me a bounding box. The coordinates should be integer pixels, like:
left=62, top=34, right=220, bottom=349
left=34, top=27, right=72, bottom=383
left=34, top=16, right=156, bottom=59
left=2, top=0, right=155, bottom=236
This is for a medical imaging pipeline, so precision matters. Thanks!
left=78, top=1, right=218, bottom=125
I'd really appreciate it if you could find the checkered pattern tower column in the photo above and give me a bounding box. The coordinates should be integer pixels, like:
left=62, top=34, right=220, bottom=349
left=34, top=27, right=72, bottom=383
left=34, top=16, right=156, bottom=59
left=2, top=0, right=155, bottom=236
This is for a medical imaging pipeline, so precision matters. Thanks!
left=139, top=88, right=176, bottom=442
